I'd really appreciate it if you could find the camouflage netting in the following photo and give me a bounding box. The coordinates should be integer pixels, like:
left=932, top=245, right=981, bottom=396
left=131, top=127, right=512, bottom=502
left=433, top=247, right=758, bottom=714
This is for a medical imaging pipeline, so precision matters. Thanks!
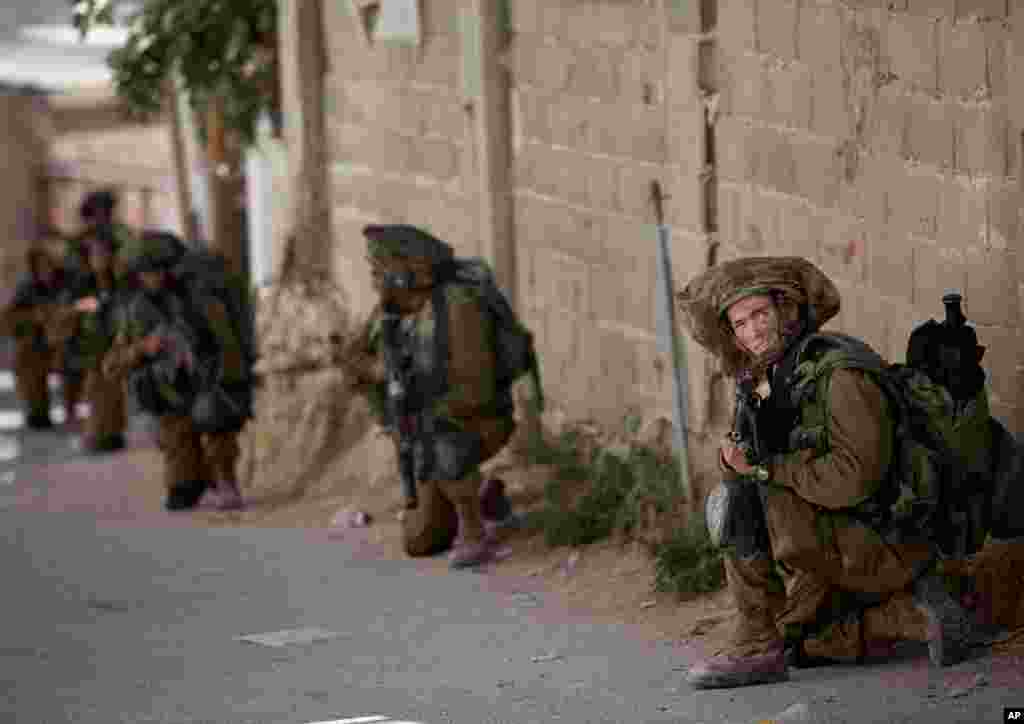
left=238, top=278, right=399, bottom=506
left=676, top=256, right=841, bottom=377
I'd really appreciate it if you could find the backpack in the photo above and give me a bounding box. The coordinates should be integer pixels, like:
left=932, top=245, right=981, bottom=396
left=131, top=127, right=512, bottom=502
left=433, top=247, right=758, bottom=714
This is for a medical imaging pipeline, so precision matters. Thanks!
left=434, top=257, right=544, bottom=414
left=782, top=332, right=982, bottom=557
left=171, top=250, right=257, bottom=382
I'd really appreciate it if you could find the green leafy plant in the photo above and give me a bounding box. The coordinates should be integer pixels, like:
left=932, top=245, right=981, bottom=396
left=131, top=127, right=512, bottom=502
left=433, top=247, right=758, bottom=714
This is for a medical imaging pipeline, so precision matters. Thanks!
left=71, top=0, right=278, bottom=144
left=651, top=513, right=726, bottom=596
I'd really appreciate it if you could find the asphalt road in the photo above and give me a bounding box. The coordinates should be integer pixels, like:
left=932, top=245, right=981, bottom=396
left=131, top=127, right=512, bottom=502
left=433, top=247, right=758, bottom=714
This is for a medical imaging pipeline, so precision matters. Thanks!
left=0, top=349, right=1022, bottom=724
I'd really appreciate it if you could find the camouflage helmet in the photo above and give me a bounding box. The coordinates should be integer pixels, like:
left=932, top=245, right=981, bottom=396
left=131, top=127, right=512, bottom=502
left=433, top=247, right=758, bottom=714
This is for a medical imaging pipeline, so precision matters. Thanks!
left=363, top=224, right=454, bottom=262
left=676, top=256, right=840, bottom=376
left=121, top=230, right=187, bottom=274
left=363, top=224, right=454, bottom=290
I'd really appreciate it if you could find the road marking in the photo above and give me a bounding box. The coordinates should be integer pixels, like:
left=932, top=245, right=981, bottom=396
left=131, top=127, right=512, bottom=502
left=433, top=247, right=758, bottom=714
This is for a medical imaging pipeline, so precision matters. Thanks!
left=236, top=627, right=347, bottom=647
left=0, top=371, right=13, bottom=392
left=305, top=717, right=427, bottom=724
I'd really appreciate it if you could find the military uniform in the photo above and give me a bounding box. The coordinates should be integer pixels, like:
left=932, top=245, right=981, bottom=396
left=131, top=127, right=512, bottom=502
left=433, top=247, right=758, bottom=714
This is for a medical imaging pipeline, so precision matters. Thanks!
left=0, top=248, right=65, bottom=428
left=342, top=225, right=516, bottom=568
left=677, top=257, right=977, bottom=689
left=102, top=231, right=250, bottom=511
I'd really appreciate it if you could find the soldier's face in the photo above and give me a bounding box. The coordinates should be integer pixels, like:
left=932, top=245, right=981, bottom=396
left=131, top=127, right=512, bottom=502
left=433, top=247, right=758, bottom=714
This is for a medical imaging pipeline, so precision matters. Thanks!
left=727, top=294, right=780, bottom=359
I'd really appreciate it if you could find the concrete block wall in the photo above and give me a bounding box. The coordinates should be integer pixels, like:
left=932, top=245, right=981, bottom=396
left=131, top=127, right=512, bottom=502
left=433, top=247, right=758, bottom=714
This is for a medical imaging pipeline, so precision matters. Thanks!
left=507, top=0, right=710, bottom=430
left=297, top=0, right=1023, bottom=438
left=715, top=0, right=1024, bottom=434
left=321, top=0, right=479, bottom=322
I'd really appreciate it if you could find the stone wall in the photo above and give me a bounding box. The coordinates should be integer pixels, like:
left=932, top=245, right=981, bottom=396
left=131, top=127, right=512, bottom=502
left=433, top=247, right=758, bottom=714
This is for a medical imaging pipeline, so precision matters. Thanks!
left=290, top=0, right=1024, bottom=440
left=715, top=0, right=1023, bottom=433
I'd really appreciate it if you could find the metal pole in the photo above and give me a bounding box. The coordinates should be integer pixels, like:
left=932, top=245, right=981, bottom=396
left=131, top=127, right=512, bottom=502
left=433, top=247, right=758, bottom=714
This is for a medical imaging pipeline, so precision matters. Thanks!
left=651, top=181, right=692, bottom=499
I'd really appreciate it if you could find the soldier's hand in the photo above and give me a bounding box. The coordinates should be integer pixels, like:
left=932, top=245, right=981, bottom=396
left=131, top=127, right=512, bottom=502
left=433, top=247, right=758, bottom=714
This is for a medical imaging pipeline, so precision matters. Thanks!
left=141, top=333, right=165, bottom=357
left=720, top=438, right=755, bottom=476
left=74, top=297, right=100, bottom=314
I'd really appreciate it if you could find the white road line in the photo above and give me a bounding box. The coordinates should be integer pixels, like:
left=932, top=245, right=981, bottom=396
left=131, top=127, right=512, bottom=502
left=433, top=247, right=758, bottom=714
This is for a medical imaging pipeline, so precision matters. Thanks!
left=0, top=371, right=13, bottom=393
left=307, top=717, right=390, bottom=724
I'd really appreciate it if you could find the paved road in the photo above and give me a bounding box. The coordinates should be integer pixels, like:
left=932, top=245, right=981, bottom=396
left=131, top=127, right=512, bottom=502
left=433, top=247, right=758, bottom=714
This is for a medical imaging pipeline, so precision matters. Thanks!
left=1, top=347, right=1022, bottom=723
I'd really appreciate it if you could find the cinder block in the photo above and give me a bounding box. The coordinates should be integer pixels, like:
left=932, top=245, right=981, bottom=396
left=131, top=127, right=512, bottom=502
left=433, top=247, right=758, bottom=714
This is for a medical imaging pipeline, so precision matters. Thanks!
left=718, top=0, right=759, bottom=52
left=566, top=46, right=622, bottom=101
left=565, top=1, right=659, bottom=49
left=903, top=95, right=955, bottom=169
left=735, top=185, right=781, bottom=252
left=869, top=229, right=915, bottom=304
left=514, top=89, right=553, bottom=144
left=866, top=84, right=909, bottom=157
left=622, top=47, right=666, bottom=107
left=667, top=107, right=705, bottom=172
left=719, top=51, right=764, bottom=118
left=886, top=12, right=939, bottom=94
left=954, top=0, right=1009, bottom=21
left=986, top=179, right=1020, bottom=251
left=667, top=34, right=701, bottom=110
left=939, top=172, right=988, bottom=250
left=965, top=248, right=1019, bottom=325
left=666, top=0, right=705, bottom=36
left=612, top=104, right=669, bottom=163
left=797, top=1, right=843, bottom=75
left=328, top=121, right=410, bottom=173
left=983, top=20, right=1010, bottom=102
left=974, top=325, right=1023, bottom=405
left=751, top=126, right=798, bottom=194
left=794, top=137, right=844, bottom=209
left=954, top=103, right=1010, bottom=178
left=763, top=62, right=814, bottom=129
left=913, top=241, right=968, bottom=308
left=407, top=137, right=460, bottom=181
left=546, top=94, right=593, bottom=149
left=777, top=198, right=824, bottom=261
left=758, top=0, right=799, bottom=61
left=819, top=212, right=867, bottom=284
left=667, top=167, right=706, bottom=232
left=415, top=89, right=465, bottom=140
left=562, top=153, right=616, bottom=213
left=410, top=34, right=460, bottom=88
left=716, top=181, right=744, bottom=246
left=888, top=166, right=942, bottom=239
left=938, top=18, right=989, bottom=100
left=506, top=34, right=573, bottom=92
left=715, top=116, right=755, bottom=182
left=811, top=68, right=854, bottom=140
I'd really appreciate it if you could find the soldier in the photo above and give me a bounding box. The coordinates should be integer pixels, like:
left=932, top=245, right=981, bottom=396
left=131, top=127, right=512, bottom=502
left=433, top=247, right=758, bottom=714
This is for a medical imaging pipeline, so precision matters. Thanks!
left=342, top=225, right=517, bottom=569
left=102, top=230, right=250, bottom=512
left=0, top=246, right=66, bottom=429
left=676, top=256, right=979, bottom=690
left=49, top=226, right=130, bottom=452
left=58, top=189, right=134, bottom=429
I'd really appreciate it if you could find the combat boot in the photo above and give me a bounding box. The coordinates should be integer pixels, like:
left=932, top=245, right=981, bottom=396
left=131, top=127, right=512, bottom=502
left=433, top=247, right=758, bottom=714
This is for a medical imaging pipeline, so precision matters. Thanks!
left=440, top=477, right=502, bottom=569
left=687, top=557, right=789, bottom=689
left=164, top=480, right=209, bottom=511
left=480, top=477, right=520, bottom=533
left=858, top=578, right=973, bottom=667
left=210, top=478, right=245, bottom=511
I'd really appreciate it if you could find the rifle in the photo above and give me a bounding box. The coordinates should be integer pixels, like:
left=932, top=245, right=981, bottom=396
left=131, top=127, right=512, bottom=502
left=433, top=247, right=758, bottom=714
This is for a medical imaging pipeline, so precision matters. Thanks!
left=379, top=302, right=419, bottom=510
left=730, top=375, right=764, bottom=469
